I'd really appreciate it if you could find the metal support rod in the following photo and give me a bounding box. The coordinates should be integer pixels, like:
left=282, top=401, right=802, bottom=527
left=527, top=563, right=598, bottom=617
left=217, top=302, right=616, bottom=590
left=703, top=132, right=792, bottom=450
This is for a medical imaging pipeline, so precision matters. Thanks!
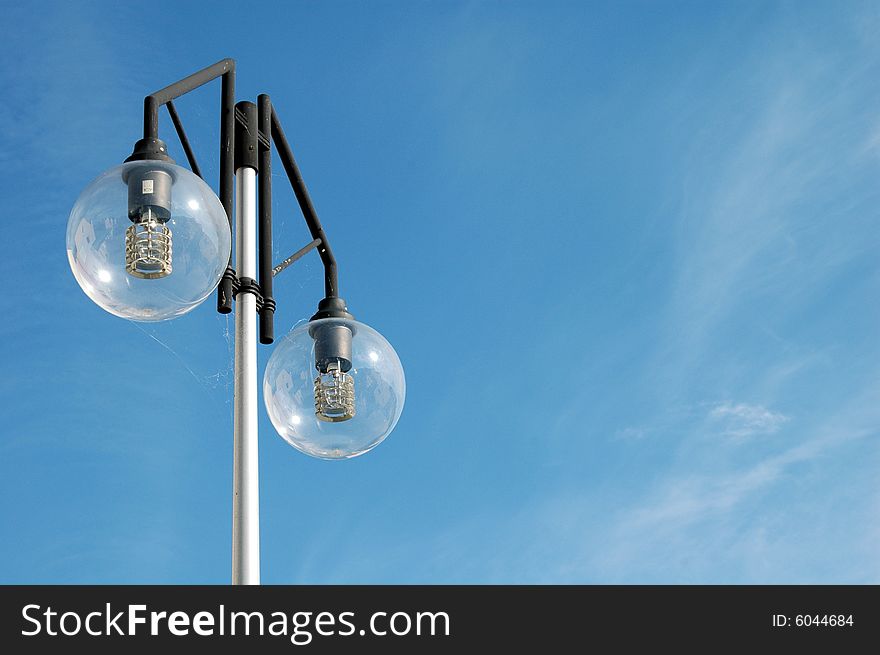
left=232, top=164, right=260, bottom=586
left=219, top=70, right=235, bottom=222
left=273, top=238, right=322, bottom=277
left=217, top=67, right=236, bottom=313
left=165, top=101, right=203, bottom=178
left=258, top=94, right=275, bottom=344
left=232, top=101, right=260, bottom=585
left=270, top=109, right=340, bottom=298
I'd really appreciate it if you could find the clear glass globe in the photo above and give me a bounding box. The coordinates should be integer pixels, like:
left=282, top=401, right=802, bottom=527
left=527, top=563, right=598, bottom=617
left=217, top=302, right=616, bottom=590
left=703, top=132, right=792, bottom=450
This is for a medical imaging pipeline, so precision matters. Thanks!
left=66, top=160, right=231, bottom=321
left=264, top=318, right=406, bottom=459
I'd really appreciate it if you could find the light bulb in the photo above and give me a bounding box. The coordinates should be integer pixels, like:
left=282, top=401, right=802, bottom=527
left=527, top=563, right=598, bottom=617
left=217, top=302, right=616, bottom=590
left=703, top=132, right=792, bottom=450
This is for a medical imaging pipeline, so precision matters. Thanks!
left=314, top=361, right=356, bottom=421
left=67, top=159, right=230, bottom=321
left=125, top=212, right=173, bottom=279
left=124, top=166, right=174, bottom=279
left=263, top=317, right=405, bottom=459
left=311, top=320, right=356, bottom=422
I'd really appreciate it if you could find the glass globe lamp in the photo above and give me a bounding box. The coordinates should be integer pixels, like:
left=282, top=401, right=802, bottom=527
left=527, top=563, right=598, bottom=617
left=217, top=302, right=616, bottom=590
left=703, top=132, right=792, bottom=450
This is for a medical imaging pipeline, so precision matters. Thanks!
left=263, top=317, right=405, bottom=459
left=67, top=159, right=231, bottom=321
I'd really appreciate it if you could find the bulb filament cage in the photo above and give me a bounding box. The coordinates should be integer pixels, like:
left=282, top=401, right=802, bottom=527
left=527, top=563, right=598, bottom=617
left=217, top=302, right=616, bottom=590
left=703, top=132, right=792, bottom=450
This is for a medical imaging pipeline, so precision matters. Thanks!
left=125, top=212, right=172, bottom=279
left=315, top=360, right=355, bottom=422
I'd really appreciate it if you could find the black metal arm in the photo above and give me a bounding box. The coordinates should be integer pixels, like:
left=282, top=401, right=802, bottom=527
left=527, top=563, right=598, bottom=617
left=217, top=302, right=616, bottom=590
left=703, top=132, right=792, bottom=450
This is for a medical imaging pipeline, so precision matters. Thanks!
left=140, top=57, right=237, bottom=314
left=165, top=100, right=202, bottom=179
left=257, top=95, right=275, bottom=344
left=269, top=108, right=340, bottom=300
left=143, top=58, right=235, bottom=139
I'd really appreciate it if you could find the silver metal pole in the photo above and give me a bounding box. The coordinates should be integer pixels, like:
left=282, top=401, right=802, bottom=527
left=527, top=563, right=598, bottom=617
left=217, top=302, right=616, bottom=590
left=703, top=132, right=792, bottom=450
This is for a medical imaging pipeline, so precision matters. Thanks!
left=232, top=166, right=260, bottom=585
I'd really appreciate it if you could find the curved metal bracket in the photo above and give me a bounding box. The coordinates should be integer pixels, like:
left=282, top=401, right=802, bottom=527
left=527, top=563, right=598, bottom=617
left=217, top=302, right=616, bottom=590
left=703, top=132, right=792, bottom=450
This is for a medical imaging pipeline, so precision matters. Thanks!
left=141, top=61, right=347, bottom=345
left=140, top=58, right=237, bottom=313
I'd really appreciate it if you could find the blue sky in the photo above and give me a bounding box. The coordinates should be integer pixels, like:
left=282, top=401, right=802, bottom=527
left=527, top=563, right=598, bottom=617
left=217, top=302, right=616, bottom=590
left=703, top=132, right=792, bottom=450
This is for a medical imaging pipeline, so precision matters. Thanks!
left=2, top=0, right=880, bottom=583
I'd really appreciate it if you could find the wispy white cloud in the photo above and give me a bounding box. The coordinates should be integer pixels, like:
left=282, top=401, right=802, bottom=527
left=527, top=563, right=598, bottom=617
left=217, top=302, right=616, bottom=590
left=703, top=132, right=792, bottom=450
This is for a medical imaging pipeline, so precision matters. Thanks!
left=707, top=401, right=789, bottom=439
left=624, top=435, right=821, bottom=533
left=591, top=371, right=880, bottom=582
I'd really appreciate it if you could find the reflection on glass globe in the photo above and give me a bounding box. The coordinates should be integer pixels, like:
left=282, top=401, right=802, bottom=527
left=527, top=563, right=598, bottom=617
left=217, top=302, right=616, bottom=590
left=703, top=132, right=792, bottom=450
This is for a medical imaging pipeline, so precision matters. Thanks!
left=66, top=160, right=231, bottom=321
left=264, top=318, right=405, bottom=459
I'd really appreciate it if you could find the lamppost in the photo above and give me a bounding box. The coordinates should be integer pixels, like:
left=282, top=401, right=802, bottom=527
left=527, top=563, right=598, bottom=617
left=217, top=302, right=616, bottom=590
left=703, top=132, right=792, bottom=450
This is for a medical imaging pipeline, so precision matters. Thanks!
left=65, top=59, right=406, bottom=585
